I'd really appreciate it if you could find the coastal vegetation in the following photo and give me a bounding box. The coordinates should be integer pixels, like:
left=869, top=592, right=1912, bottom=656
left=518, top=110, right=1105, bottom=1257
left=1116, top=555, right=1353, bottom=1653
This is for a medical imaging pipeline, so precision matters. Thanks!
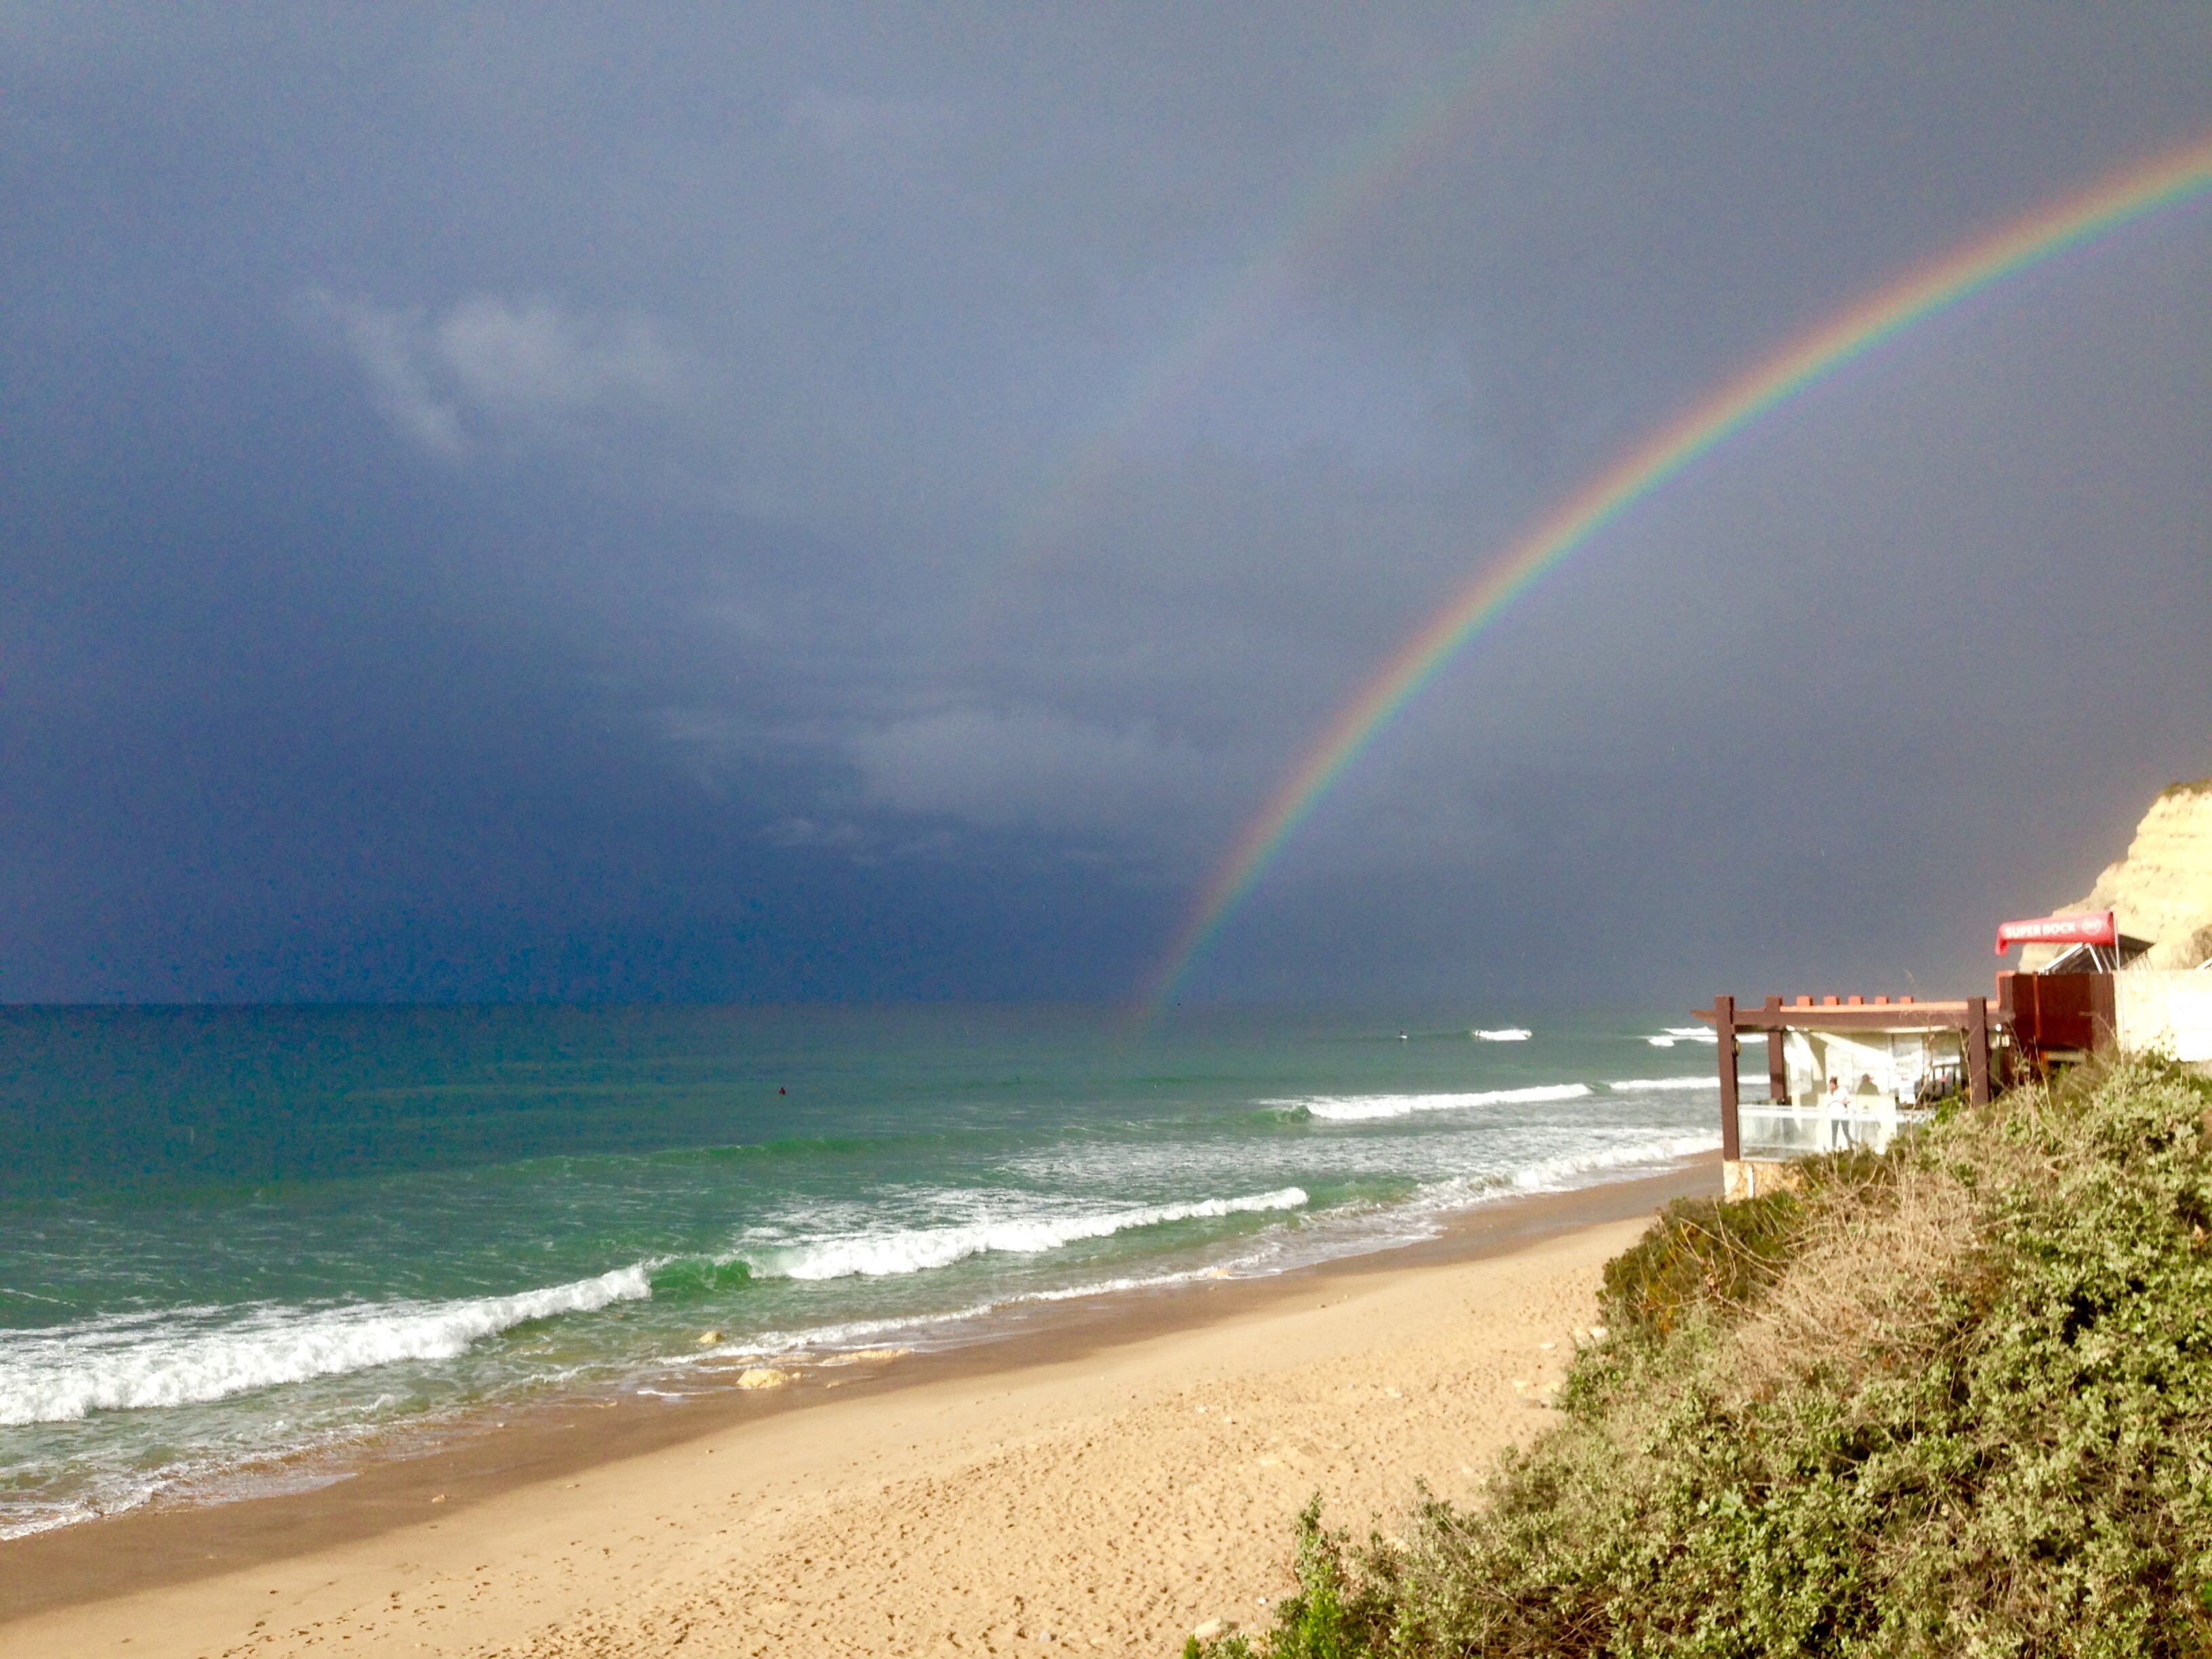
left=1197, top=1054, right=2212, bottom=1656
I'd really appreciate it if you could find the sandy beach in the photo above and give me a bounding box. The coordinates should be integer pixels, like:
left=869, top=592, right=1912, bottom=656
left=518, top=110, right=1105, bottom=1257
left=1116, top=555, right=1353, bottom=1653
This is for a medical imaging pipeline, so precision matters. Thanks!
left=3, top=1164, right=1711, bottom=1658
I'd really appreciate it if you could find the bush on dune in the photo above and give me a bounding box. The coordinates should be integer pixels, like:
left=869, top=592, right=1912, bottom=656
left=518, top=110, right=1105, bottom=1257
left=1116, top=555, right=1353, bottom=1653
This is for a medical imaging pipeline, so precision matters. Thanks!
left=1194, top=1056, right=2212, bottom=1658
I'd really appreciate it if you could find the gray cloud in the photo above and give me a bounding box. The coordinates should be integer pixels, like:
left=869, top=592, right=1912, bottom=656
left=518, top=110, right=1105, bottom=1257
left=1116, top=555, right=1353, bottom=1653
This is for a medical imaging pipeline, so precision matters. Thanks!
left=306, top=291, right=684, bottom=457
left=785, top=87, right=966, bottom=157
left=3, top=2, right=2209, bottom=1003
left=847, top=705, right=1233, bottom=848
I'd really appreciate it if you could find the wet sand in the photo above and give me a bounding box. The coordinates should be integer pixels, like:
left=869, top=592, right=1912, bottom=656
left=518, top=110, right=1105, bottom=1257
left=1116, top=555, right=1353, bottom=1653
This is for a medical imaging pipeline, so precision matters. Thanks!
left=2, top=1159, right=1714, bottom=1657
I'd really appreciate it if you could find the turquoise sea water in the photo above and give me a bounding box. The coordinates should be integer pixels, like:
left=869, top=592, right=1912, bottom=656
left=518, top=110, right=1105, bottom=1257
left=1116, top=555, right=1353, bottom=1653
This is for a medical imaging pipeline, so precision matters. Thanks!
left=0, top=1004, right=1720, bottom=1537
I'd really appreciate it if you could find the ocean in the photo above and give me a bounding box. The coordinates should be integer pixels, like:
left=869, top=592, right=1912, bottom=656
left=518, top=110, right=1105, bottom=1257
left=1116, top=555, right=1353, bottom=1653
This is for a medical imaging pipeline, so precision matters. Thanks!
left=0, top=1004, right=1720, bottom=1539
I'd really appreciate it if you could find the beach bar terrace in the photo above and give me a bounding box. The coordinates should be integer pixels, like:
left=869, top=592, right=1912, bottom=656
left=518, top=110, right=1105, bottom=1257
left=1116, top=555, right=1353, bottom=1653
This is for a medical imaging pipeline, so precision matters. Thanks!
left=1694, top=994, right=2002, bottom=1200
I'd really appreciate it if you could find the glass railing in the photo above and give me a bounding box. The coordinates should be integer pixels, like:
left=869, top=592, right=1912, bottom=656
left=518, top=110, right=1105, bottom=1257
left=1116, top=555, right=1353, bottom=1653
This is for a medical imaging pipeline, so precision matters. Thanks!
left=1738, top=1097, right=1931, bottom=1160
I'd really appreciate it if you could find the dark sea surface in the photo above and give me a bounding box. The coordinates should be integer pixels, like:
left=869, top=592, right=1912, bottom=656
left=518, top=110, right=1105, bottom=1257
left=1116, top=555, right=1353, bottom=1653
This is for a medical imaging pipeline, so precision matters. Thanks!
left=0, top=1004, right=1719, bottom=1536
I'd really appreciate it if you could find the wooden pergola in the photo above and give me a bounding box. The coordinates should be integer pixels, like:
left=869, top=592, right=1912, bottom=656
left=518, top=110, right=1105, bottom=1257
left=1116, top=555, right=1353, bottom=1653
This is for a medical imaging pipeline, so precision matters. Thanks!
left=1693, top=994, right=1999, bottom=1161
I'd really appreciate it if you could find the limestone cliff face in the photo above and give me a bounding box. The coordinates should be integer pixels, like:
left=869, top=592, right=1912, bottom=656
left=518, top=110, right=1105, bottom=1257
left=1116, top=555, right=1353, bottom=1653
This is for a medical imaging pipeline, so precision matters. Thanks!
left=2024, top=779, right=2212, bottom=971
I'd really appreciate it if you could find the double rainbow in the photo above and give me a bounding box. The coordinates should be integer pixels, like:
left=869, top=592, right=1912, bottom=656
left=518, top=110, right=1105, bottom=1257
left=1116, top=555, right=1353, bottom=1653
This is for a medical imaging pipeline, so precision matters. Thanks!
left=1143, top=130, right=2212, bottom=1008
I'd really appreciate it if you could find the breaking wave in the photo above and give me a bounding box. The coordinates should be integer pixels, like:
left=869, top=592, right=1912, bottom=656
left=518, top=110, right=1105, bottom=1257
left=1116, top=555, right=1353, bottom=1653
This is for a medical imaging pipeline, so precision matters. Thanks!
left=1608, top=1077, right=1717, bottom=1092
left=739, top=1188, right=1309, bottom=1281
left=0, top=1266, right=651, bottom=1427
left=1644, top=1025, right=1719, bottom=1048
left=1271, top=1083, right=1593, bottom=1123
left=1472, top=1028, right=1533, bottom=1042
left=1508, top=1134, right=1723, bottom=1189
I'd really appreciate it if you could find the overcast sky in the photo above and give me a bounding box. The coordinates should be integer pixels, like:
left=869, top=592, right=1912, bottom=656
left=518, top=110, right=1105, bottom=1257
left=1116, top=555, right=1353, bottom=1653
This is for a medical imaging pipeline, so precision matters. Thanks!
left=3, top=3, right=2209, bottom=1008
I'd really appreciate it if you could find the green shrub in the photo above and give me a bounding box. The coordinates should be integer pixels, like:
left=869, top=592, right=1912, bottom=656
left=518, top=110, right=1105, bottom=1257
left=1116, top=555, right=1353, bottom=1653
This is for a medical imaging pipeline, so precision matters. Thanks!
left=1193, top=1057, right=2212, bottom=1658
left=1597, top=1186, right=1803, bottom=1341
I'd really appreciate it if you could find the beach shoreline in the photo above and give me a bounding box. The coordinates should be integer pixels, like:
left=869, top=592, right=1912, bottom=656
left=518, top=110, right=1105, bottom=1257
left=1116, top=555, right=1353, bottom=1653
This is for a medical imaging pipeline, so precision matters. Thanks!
left=3, top=1157, right=1712, bottom=1655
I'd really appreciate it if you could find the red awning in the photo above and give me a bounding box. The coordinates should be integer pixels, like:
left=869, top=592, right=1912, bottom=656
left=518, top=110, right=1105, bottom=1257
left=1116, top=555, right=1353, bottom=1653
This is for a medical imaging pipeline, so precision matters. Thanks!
left=1994, top=909, right=2116, bottom=956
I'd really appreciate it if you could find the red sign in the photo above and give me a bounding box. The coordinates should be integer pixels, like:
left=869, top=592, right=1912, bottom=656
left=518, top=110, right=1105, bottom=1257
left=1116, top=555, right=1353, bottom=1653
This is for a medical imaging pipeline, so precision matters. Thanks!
left=1994, top=910, right=2117, bottom=956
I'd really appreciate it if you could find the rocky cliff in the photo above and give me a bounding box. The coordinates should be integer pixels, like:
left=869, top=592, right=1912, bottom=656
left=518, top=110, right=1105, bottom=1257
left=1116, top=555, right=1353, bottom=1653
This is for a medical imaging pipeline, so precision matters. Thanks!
left=2022, top=777, right=2212, bottom=971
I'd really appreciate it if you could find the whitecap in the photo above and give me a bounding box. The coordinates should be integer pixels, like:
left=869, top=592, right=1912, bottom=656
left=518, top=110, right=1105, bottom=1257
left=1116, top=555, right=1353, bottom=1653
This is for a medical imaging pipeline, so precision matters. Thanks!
left=737, top=1188, right=1308, bottom=1281
left=1471, top=1028, right=1532, bottom=1042
left=1267, top=1083, right=1592, bottom=1123
left=0, top=1266, right=651, bottom=1427
left=1507, top=1134, right=1722, bottom=1190
left=1607, top=1077, right=1718, bottom=1092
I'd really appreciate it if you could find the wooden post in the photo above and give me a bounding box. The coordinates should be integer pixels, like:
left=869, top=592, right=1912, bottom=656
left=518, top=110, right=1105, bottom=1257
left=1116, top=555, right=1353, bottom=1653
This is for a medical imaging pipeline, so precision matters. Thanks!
left=1717, top=995, right=1740, bottom=1160
left=1966, top=996, right=1990, bottom=1107
left=1765, top=996, right=1787, bottom=1105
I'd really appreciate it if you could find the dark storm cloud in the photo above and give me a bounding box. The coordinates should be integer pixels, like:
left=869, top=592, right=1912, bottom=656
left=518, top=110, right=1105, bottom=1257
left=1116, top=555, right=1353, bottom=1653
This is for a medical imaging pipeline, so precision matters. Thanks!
left=2, top=3, right=2208, bottom=1003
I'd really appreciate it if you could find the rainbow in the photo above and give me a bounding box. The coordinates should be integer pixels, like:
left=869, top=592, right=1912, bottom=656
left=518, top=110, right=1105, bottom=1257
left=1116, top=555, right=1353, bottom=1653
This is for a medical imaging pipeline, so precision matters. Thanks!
left=998, top=0, right=1611, bottom=567
left=1143, top=129, right=2212, bottom=1008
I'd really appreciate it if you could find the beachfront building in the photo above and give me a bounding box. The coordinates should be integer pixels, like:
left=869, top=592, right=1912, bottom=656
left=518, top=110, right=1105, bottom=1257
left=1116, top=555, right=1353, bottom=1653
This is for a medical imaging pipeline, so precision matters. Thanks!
left=1702, top=911, right=2212, bottom=1201
left=1999, top=780, right=2212, bottom=1063
left=1998, top=909, right=2212, bottom=1068
left=1695, top=994, right=1996, bottom=1200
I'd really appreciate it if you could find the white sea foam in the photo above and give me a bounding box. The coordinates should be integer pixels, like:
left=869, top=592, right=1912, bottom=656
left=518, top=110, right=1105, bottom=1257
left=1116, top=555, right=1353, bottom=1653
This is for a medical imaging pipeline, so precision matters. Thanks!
left=714, top=1136, right=1717, bottom=1361
left=0, top=1266, right=651, bottom=1427
left=1472, top=1027, right=1532, bottom=1042
left=1645, top=1025, right=1718, bottom=1048
left=696, top=1263, right=1234, bottom=1363
left=690, top=1126, right=1721, bottom=1370
left=739, top=1188, right=1309, bottom=1281
left=1271, top=1083, right=1592, bottom=1122
left=1608, top=1077, right=1718, bottom=1092
left=1507, top=1134, right=1723, bottom=1191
